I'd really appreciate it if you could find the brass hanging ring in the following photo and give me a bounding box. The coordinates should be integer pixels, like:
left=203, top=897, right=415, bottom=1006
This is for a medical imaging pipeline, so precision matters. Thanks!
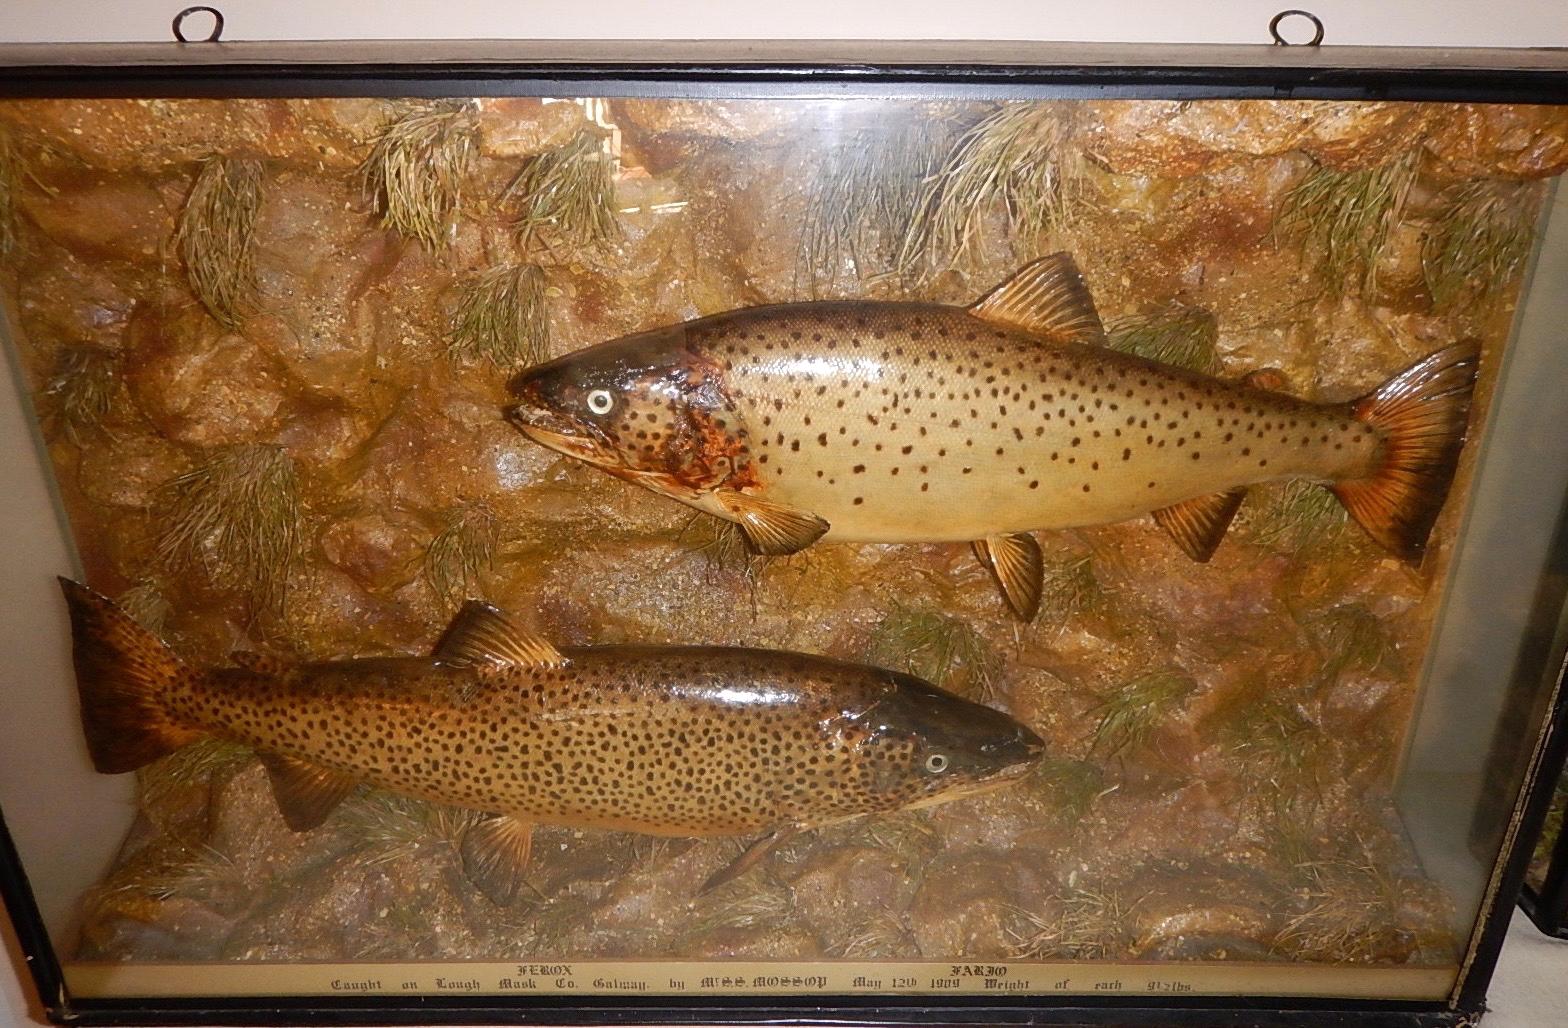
left=1269, top=10, right=1325, bottom=47
left=172, top=6, right=225, bottom=43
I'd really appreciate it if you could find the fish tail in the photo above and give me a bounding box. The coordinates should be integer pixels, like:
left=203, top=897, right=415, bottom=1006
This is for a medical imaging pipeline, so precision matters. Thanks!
left=1331, top=341, right=1481, bottom=562
left=59, top=578, right=203, bottom=773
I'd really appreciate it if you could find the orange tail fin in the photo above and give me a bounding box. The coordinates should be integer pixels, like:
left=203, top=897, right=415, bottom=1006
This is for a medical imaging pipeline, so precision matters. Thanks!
left=1331, top=341, right=1481, bottom=563
left=59, top=578, right=202, bottom=773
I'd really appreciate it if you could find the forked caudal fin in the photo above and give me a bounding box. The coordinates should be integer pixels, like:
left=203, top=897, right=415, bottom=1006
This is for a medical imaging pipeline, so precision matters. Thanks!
left=59, top=578, right=202, bottom=773
left=1332, top=341, right=1481, bottom=563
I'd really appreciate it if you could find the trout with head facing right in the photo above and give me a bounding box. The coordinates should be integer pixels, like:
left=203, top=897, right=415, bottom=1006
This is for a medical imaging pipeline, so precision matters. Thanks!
left=506, top=253, right=1480, bottom=619
left=62, top=580, right=1043, bottom=902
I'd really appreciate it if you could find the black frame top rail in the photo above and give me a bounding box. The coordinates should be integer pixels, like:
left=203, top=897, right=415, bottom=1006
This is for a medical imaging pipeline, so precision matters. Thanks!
left=0, top=40, right=1565, bottom=101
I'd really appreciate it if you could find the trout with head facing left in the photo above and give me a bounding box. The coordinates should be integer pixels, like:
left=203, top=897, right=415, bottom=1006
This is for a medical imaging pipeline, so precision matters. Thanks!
left=61, top=580, right=1042, bottom=902
left=505, top=253, right=1480, bottom=619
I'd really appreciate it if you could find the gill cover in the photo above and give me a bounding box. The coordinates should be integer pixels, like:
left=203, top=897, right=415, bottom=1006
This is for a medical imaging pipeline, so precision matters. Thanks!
left=505, top=327, right=752, bottom=491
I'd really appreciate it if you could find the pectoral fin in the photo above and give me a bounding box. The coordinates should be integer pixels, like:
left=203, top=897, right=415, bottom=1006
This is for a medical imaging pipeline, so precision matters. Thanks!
left=699, top=825, right=800, bottom=895
left=1152, top=489, right=1247, bottom=563
left=257, top=752, right=361, bottom=832
left=968, top=252, right=1105, bottom=344
left=972, top=533, right=1044, bottom=621
left=715, top=491, right=829, bottom=556
left=459, top=814, right=535, bottom=906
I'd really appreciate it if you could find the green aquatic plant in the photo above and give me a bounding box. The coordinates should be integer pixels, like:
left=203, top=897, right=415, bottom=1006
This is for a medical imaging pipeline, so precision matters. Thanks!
left=1035, top=757, right=1109, bottom=825
left=1273, top=853, right=1418, bottom=962
left=797, top=121, right=945, bottom=294
left=1220, top=697, right=1324, bottom=818
left=144, top=844, right=247, bottom=905
left=683, top=512, right=772, bottom=587
left=1106, top=305, right=1221, bottom=375
left=360, top=100, right=478, bottom=250
left=1006, top=883, right=1136, bottom=960
left=155, top=444, right=303, bottom=612
left=506, top=888, right=595, bottom=950
left=338, top=793, right=475, bottom=867
left=115, top=579, right=172, bottom=635
left=348, top=901, right=445, bottom=959
left=1250, top=479, right=1348, bottom=552
left=897, top=103, right=1083, bottom=277
left=824, top=912, right=920, bottom=959
left=1424, top=179, right=1539, bottom=309
left=137, top=738, right=253, bottom=823
left=421, top=501, right=500, bottom=606
left=857, top=809, right=941, bottom=863
left=864, top=605, right=1002, bottom=704
left=1307, top=602, right=1394, bottom=682
left=689, top=868, right=796, bottom=933
left=504, top=128, right=619, bottom=252
left=176, top=156, right=263, bottom=329
left=1276, top=150, right=1419, bottom=295
left=448, top=262, right=551, bottom=367
left=1087, top=669, right=1195, bottom=759
left=43, top=344, right=118, bottom=444
left=1037, top=552, right=1101, bottom=624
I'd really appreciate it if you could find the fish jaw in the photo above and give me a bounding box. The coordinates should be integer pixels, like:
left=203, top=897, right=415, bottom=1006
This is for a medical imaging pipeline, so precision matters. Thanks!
left=900, top=753, right=1043, bottom=812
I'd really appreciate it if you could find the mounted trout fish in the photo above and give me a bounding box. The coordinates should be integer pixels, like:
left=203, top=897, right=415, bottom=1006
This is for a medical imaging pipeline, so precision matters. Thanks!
left=61, top=579, right=1043, bottom=903
left=504, top=253, right=1480, bottom=619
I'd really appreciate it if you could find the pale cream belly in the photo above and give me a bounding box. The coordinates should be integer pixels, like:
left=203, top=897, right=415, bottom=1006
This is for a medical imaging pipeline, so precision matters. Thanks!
left=739, top=406, right=1367, bottom=544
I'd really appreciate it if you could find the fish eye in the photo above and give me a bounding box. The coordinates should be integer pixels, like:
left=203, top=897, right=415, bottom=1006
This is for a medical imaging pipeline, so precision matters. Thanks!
left=925, top=753, right=949, bottom=774
left=586, top=389, right=614, bottom=415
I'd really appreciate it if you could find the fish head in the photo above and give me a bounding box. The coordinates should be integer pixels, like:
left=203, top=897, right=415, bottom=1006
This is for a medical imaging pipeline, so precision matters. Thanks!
left=505, top=328, right=748, bottom=495
left=851, top=673, right=1046, bottom=810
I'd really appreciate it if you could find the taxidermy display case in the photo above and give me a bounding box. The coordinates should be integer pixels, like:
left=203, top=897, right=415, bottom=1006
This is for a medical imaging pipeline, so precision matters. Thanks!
left=0, top=35, right=1566, bottom=1028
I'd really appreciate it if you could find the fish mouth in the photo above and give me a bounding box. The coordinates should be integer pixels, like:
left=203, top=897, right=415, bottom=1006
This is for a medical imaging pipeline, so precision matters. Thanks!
left=504, top=403, right=616, bottom=466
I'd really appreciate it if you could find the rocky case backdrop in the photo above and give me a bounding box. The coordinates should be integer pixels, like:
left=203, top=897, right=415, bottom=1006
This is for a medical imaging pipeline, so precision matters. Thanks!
left=0, top=95, right=1564, bottom=967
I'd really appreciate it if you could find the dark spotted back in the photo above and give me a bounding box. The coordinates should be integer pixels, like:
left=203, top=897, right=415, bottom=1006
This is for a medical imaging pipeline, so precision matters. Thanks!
left=176, top=646, right=965, bottom=836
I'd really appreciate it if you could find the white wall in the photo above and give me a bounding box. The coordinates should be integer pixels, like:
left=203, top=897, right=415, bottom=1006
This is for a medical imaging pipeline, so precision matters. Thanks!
left=3, top=3, right=1568, bottom=1026
left=0, top=1, right=1563, bottom=47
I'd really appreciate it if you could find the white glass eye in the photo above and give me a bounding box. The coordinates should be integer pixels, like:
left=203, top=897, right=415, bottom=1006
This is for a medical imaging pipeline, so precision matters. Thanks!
left=925, top=754, right=949, bottom=774
left=586, top=389, right=614, bottom=415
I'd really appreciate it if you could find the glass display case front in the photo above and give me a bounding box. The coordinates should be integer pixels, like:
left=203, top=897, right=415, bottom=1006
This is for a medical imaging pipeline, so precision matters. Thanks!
left=0, top=40, right=1566, bottom=1027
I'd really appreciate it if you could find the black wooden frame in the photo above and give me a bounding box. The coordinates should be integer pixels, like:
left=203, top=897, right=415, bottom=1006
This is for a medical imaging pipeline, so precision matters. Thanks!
left=2, top=37, right=1567, bottom=1028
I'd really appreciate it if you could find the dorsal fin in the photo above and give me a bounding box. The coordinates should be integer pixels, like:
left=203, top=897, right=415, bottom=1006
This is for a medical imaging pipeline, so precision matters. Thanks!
left=969, top=252, right=1105, bottom=344
left=433, top=601, right=567, bottom=669
left=257, top=752, right=360, bottom=832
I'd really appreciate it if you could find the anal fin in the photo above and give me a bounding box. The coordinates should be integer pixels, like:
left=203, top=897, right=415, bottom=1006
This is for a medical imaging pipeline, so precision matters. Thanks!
left=972, top=533, right=1044, bottom=621
left=715, top=491, right=829, bottom=556
left=257, top=752, right=360, bottom=832
left=460, top=814, right=535, bottom=906
left=1152, top=489, right=1246, bottom=563
left=699, top=825, right=800, bottom=895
